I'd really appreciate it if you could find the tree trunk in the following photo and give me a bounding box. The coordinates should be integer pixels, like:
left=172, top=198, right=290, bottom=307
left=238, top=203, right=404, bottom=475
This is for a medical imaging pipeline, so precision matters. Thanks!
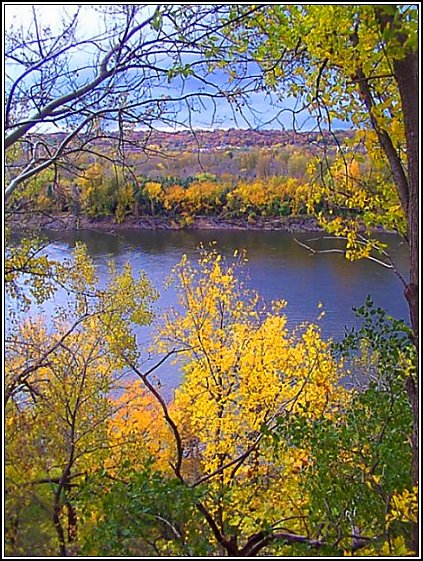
left=372, top=8, right=419, bottom=553
left=53, top=503, right=68, bottom=557
left=393, top=42, right=419, bottom=558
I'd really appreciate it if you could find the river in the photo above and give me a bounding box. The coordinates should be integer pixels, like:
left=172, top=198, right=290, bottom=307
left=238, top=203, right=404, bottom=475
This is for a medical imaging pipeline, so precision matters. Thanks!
left=10, top=228, right=410, bottom=393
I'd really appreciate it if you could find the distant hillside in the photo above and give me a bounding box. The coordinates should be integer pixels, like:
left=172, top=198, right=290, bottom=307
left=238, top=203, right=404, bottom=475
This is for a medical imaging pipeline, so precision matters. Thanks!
left=20, top=128, right=356, bottom=183
left=128, top=128, right=354, bottom=151
left=41, top=128, right=354, bottom=153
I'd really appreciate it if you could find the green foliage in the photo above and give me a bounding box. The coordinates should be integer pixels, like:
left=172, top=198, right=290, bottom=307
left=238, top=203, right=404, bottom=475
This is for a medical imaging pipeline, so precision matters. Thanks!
left=78, top=162, right=117, bottom=218
left=269, top=298, right=414, bottom=555
left=7, top=169, right=56, bottom=212
left=5, top=233, right=59, bottom=310
left=335, top=296, right=415, bottom=373
left=80, top=467, right=211, bottom=556
left=4, top=486, right=57, bottom=557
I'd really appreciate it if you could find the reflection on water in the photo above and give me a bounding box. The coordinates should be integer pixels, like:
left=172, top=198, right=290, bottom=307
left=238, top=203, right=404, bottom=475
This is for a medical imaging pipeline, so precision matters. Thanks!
left=9, top=228, right=410, bottom=393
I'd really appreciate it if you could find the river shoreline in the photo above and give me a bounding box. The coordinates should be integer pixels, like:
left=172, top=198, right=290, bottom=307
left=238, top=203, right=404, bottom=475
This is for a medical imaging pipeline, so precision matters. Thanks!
left=9, top=213, right=327, bottom=233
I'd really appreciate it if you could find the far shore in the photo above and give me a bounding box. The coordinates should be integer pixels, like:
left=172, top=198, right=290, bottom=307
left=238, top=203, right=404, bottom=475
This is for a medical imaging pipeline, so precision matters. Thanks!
left=9, top=212, right=395, bottom=236
left=9, top=213, right=328, bottom=233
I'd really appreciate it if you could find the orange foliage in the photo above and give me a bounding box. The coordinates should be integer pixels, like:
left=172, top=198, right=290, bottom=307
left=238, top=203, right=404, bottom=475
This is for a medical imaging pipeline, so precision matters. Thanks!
left=107, top=379, right=174, bottom=474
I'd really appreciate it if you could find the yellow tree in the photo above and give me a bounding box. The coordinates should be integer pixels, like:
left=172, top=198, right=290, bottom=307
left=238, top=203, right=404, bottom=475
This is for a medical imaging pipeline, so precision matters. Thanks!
left=77, top=249, right=414, bottom=556
left=226, top=4, right=417, bottom=329
left=77, top=162, right=117, bottom=217
left=223, top=8, right=418, bottom=547
left=5, top=319, right=117, bottom=556
left=5, top=243, right=156, bottom=556
left=231, top=4, right=418, bottom=335
left=144, top=181, right=163, bottom=216
left=120, top=249, right=349, bottom=555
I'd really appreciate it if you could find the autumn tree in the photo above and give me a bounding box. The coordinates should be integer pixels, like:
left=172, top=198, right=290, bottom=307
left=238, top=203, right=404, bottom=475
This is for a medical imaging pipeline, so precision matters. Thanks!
left=85, top=249, right=344, bottom=555
left=5, top=319, right=117, bottom=556
left=5, top=243, right=156, bottom=556
left=79, top=249, right=415, bottom=556
left=221, top=6, right=418, bottom=548
left=225, top=4, right=418, bottom=337
left=152, top=250, right=348, bottom=555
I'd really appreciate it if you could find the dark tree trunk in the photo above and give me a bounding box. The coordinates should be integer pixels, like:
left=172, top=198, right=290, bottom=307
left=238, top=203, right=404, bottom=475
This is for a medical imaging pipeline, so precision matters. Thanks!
left=395, top=48, right=419, bottom=343
left=53, top=502, right=68, bottom=557
left=394, top=46, right=419, bottom=556
left=371, top=8, right=419, bottom=554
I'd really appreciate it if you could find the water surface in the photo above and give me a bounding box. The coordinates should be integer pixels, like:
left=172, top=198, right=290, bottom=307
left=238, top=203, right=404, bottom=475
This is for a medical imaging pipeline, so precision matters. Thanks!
left=11, top=228, right=410, bottom=392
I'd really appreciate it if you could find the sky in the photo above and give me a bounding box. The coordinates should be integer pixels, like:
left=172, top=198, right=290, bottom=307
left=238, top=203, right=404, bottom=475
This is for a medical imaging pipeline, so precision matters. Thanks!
left=4, top=3, right=349, bottom=132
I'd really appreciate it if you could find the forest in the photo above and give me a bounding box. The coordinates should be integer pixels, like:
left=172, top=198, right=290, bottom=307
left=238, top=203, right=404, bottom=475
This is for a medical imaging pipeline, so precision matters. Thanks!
left=4, top=4, right=418, bottom=557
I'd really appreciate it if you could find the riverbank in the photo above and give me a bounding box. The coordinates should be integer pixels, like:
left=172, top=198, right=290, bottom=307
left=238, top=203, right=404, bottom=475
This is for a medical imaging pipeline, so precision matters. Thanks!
left=9, top=213, right=326, bottom=233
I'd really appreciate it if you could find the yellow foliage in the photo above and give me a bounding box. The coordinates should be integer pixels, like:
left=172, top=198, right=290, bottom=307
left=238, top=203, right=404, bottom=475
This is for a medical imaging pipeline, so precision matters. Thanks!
left=227, top=177, right=305, bottom=215
left=5, top=239, right=158, bottom=555
left=115, top=183, right=135, bottom=223
left=153, top=249, right=349, bottom=533
left=353, top=535, right=415, bottom=557
left=386, top=486, right=418, bottom=527
left=6, top=316, right=117, bottom=479
left=8, top=169, right=55, bottom=211
left=77, top=162, right=115, bottom=217
left=144, top=181, right=163, bottom=200
left=162, top=183, right=186, bottom=211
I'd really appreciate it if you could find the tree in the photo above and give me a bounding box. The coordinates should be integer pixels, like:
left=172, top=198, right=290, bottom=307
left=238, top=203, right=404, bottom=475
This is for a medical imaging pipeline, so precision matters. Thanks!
left=5, top=243, right=156, bottom=555
left=5, top=318, right=117, bottom=556
left=79, top=250, right=415, bottom=556
left=226, top=4, right=417, bottom=338
left=152, top=250, right=348, bottom=556
left=222, top=6, right=418, bottom=548
left=4, top=4, right=261, bottom=203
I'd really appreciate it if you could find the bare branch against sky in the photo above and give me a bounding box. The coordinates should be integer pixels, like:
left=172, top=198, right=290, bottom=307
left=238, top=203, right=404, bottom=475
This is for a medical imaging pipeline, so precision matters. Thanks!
left=4, top=4, right=347, bottom=201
